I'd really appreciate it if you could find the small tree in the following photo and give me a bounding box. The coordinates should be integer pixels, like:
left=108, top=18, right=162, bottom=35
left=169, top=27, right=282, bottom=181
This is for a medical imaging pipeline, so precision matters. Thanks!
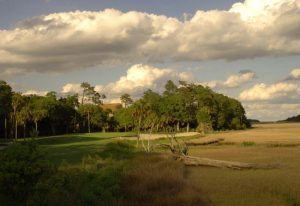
left=196, top=107, right=212, bottom=134
left=16, top=105, right=31, bottom=139
left=120, top=93, right=133, bottom=108
left=0, top=81, right=12, bottom=139
left=78, top=104, right=96, bottom=133
left=12, top=93, right=25, bottom=139
left=30, top=97, right=48, bottom=136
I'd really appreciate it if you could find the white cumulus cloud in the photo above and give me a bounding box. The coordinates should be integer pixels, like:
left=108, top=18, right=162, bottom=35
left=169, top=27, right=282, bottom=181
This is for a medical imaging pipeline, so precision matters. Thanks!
left=22, top=90, right=48, bottom=96
left=240, top=82, right=300, bottom=101
left=0, top=0, right=300, bottom=76
left=202, top=70, right=256, bottom=89
left=284, top=68, right=300, bottom=80
left=244, top=103, right=300, bottom=120
left=61, top=83, right=82, bottom=94
left=61, top=64, right=192, bottom=102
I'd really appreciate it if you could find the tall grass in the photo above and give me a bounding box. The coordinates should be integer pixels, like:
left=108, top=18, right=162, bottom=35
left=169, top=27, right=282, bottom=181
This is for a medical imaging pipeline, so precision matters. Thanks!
left=122, top=154, right=209, bottom=206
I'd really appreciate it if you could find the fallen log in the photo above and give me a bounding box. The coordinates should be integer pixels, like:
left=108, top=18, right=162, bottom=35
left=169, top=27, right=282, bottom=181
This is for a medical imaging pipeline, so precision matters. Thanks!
left=176, top=155, right=281, bottom=170
left=186, top=138, right=224, bottom=146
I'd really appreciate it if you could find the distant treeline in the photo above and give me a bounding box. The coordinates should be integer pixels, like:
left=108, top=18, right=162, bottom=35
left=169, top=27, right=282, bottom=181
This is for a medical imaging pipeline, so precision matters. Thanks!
left=281, top=114, right=300, bottom=122
left=0, top=80, right=250, bottom=139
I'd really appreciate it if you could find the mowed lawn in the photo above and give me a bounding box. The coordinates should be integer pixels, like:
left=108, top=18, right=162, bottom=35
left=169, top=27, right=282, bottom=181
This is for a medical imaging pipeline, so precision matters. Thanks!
left=37, top=132, right=136, bottom=164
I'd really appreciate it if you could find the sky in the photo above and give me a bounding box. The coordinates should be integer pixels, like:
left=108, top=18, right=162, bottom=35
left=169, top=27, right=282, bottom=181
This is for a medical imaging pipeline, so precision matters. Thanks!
left=0, top=0, right=300, bottom=121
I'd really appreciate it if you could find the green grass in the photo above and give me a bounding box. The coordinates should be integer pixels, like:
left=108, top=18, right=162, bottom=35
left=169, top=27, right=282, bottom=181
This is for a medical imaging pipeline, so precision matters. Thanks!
left=241, top=141, right=256, bottom=147
left=36, top=132, right=136, bottom=164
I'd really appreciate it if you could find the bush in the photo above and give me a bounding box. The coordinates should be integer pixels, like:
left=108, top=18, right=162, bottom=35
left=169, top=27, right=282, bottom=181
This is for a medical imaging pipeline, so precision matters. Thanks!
left=0, top=140, right=55, bottom=205
left=30, top=162, right=125, bottom=206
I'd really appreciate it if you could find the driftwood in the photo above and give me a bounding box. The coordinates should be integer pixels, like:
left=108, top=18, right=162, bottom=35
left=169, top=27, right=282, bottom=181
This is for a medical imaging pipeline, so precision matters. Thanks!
left=176, top=155, right=281, bottom=170
left=160, top=140, right=281, bottom=170
left=186, top=138, right=224, bottom=146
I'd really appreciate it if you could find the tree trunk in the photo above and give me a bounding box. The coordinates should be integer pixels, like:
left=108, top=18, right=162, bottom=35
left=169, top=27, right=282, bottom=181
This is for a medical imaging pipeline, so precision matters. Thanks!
left=177, top=122, right=180, bottom=132
left=201, top=123, right=205, bottom=135
left=51, top=124, right=56, bottom=136
left=176, top=155, right=280, bottom=170
left=35, top=121, right=38, bottom=134
left=186, top=138, right=224, bottom=146
left=148, top=124, right=154, bottom=152
left=187, top=122, right=190, bottom=133
left=74, top=112, right=77, bottom=133
left=137, top=116, right=142, bottom=147
left=23, top=124, right=26, bottom=140
left=15, top=119, right=18, bottom=140
left=87, top=111, right=91, bottom=133
left=81, top=91, right=85, bottom=105
left=4, top=116, right=7, bottom=139
left=125, top=123, right=127, bottom=134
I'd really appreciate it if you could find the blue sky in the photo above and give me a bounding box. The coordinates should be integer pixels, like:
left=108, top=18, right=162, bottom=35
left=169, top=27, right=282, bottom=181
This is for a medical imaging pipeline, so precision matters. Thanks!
left=0, top=0, right=300, bottom=121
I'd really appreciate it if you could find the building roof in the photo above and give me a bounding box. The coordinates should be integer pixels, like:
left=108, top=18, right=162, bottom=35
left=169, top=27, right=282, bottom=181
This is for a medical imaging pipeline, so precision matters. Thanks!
left=100, top=103, right=123, bottom=113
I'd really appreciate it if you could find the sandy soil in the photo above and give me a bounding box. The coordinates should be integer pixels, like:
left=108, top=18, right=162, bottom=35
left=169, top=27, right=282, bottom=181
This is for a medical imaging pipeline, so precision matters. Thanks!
left=121, top=132, right=200, bottom=140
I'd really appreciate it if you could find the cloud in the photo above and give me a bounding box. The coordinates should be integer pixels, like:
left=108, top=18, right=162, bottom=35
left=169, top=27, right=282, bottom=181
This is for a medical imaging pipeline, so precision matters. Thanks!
left=0, top=0, right=300, bottom=76
left=202, top=70, right=256, bottom=89
left=22, top=90, right=48, bottom=96
left=61, top=83, right=82, bottom=94
left=240, top=82, right=300, bottom=102
left=284, top=68, right=300, bottom=81
left=244, top=103, right=300, bottom=121
left=61, top=64, right=192, bottom=101
left=291, top=68, right=300, bottom=79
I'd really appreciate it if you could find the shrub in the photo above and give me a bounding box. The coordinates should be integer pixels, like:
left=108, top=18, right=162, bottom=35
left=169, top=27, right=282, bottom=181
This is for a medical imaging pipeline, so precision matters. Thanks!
left=0, top=140, right=55, bottom=205
left=30, top=163, right=125, bottom=206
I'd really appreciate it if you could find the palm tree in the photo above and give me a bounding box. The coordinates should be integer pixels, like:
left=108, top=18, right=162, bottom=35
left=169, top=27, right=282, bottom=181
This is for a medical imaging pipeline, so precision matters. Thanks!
left=12, top=93, right=25, bottom=139
left=16, top=106, right=31, bottom=139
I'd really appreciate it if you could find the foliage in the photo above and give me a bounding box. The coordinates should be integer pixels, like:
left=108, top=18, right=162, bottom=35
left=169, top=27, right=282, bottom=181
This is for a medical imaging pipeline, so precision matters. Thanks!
left=0, top=80, right=250, bottom=140
left=120, top=93, right=133, bottom=108
left=0, top=140, right=55, bottom=204
left=30, top=161, right=124, bottom=206
left=0, top=81, right=12, bottom=139
left=284, top=114, right=300, bottom=122
left=0, top=140, right=130, bottom=206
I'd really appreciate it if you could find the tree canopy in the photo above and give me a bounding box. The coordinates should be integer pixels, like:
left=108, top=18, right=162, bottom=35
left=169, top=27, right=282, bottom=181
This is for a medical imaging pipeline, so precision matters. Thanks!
left=0, top=80, right=250, bottom=139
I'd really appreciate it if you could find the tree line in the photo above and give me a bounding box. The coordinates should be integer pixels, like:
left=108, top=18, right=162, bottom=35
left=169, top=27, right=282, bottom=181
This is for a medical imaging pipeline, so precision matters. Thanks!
left=0, top=80, right=250, bottom=140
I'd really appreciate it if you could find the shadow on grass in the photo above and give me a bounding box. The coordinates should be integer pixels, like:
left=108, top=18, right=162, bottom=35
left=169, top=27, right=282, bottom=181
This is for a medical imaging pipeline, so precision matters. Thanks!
left=37, top=135, right=114, bottom=146
left=43, top=143, right=107, bottom=165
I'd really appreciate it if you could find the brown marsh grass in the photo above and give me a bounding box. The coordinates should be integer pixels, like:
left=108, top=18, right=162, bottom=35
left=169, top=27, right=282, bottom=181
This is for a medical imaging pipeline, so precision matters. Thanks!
left=122, top=154, right=210, bottom=206
left=192, top=123, right=300, bottom=144
left=186, top=123, right=300, bottom=206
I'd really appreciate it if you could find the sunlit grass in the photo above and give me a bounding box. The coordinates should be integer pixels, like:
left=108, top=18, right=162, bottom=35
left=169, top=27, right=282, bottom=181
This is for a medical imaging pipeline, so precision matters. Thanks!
left=37, top=132, right=136, bottom=164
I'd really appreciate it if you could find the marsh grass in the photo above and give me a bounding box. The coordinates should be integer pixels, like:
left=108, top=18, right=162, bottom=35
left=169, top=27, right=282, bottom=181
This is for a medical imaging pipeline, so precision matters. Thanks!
left=242, top=141, right=256, bottom=147
left=267, top=143, right=300, bottom=148
left=122, top=154, right=209, bottom=206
